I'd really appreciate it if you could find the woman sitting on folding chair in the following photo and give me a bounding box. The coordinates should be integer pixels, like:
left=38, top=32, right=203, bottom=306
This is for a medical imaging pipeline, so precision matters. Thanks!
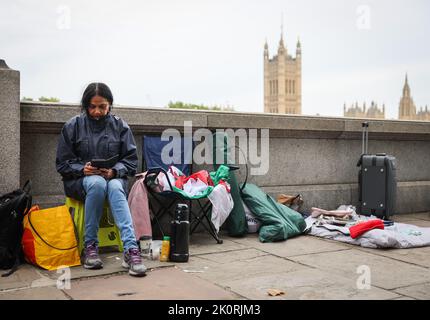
left=55, top=82, right=146, bottom=277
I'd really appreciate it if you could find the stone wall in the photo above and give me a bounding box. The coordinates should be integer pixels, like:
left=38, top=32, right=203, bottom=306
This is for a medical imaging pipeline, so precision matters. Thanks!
left=0, top=60, right=20, bottom=193
left=17, top=102, right=430, bottom=215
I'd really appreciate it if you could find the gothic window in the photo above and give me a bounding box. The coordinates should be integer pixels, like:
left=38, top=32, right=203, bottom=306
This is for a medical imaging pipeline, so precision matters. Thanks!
left=285, top=80, right=288, bottom=94
left=293, top=80, right=295, bottom=94
left=275, top=80, right=278, bottom=95
left=270, top=81, right=272, bottom=95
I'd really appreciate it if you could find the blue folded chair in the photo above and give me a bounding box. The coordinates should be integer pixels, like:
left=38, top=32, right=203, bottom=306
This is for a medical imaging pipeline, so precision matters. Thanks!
left=142, top=135, right=192, bottom=176
left=142, top=135, right=224, bottom=244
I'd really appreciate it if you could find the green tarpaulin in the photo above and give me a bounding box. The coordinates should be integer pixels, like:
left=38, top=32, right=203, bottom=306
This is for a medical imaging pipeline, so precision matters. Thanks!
left=240, top=183, right=306, bottom=242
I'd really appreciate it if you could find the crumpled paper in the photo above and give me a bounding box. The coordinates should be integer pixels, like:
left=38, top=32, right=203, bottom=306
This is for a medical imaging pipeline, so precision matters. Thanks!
left=267, top=289, right=285, bottom=296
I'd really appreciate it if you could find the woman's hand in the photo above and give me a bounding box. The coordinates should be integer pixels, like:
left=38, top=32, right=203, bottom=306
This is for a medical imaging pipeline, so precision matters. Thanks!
left=100, top=168, right=116, bottom=180
left=84, top=162, right=101, bottom=176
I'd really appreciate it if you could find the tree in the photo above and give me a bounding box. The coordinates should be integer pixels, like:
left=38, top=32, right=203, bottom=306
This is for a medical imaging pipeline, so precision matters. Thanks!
left=22, top=97, right=33, bottom=101
left=167, top=101, right=234, bottom=111
left=38, top=96, right=60, bottom=102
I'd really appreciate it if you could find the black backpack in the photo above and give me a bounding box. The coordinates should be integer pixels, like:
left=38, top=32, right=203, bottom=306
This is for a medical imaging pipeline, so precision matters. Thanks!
left=0, top=180, right=32, bottom=277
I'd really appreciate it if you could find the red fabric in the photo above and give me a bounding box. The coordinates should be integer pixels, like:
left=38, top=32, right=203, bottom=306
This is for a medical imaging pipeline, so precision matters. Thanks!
left=21, top=205, right=40, bottom=264
left=349, top=219, right=384, bottom=239
left=168, top=166, right=181, bottom=180
left=175, top=170, right=214, bottom=189
left=168, top=166, right=185, bottom=188
left=218, top=180, right=231, bottom=193
left=22, top=228, right=36, bottom=264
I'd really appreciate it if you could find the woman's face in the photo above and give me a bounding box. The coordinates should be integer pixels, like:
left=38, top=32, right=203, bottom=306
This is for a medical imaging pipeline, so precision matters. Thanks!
left=88, top=95, right=110, bottom=120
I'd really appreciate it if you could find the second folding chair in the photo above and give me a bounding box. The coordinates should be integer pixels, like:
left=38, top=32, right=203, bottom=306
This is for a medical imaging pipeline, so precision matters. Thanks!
left=141, top=135, right=224, bottom=244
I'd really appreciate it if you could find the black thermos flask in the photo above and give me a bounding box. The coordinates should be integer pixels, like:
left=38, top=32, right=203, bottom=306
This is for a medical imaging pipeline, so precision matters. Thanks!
left=170, top=204, right=190, bottom=262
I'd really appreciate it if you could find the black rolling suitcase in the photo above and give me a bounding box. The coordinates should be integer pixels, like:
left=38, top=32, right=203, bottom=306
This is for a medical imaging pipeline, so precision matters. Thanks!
left=357, top=122, right=397, bottom=220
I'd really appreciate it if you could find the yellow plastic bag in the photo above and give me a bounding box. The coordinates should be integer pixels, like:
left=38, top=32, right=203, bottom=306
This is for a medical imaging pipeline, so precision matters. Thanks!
left=22, top=205, right=81, bottom=270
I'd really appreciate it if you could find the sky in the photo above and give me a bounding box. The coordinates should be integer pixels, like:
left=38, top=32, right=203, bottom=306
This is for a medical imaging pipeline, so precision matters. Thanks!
left=1, top=0, right=429, bottom=119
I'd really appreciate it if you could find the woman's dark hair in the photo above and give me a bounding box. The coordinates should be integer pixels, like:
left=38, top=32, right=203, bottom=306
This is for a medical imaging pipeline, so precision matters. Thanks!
left=81, top=82, right=114, bottom=112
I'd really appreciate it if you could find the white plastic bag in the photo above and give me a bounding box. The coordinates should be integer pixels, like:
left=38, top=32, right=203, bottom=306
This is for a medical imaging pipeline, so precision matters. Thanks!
left=149, top=240, right=162, bottom=260
left=208, top=184, right=234, bottom=233
left=243, top=201, right=261, bottom=233
left=183, top=178, right=209, bottom=197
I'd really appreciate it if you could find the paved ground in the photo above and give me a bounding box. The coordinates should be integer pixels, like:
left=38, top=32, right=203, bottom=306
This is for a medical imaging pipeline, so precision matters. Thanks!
left=1, top=212, right=430, bottom=300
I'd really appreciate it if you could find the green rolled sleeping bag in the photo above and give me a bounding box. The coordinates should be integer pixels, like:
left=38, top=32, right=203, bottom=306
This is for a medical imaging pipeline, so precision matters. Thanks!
left=240, top=183, right=306, bottom=242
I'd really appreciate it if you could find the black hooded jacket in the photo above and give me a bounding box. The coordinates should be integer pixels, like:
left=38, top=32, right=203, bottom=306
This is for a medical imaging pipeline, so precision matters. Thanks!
left=56, top=112, right=138, bottom=201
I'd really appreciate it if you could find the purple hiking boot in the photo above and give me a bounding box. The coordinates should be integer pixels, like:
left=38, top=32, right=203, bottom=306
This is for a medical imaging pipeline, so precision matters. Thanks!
left=83, top=242, right=103, bottom=270
left=122, top=247, right=147, bottom=277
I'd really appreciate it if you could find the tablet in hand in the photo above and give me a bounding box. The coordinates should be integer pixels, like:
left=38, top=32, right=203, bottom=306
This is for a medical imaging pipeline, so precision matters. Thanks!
left=90, top=154, right=119, bottom=169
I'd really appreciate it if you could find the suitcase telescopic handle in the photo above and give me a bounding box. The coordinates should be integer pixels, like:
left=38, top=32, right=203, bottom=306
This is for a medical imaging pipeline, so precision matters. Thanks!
left=362, top=122, right=369, bottom=155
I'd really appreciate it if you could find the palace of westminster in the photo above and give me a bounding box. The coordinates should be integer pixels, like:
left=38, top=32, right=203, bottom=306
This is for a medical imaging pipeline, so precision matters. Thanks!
left=263, top=31, right=429, bottom=121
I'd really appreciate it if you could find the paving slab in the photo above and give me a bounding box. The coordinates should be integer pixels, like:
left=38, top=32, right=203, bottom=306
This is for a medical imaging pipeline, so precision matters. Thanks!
left=0, top=286, right=69, bottom=300
left=357, top=246, right=430, bottom=268
left=189, top=233, right=249, bottom=255
left=394, top=282, right=430, bottom=300
left=197, top=248, right=269, bottom=264
left=396, top=219, right=430, bottom=228
left=37, top=252, right=175, bottom=281
left=2, top=227, right=429, bottom=300
left=227, top=233, right=351, bottom=257
left=0, top=264, right=44, bottom=291
left=176, top=254, right=309, bottom=285
left=391, top=219, right=429, bottom=227
left=401, top=212, right=430, bottom=221
left=222, top=268, right=400, bottom=300
left=290, top=249, right=430, bottom=290
left=393, top=213, right=430, bottom=222
left=392, top=216, right=423, bottom=223
left=392, top=296, right=417, bottom=300
left=65, top=267, right=240, bottom=300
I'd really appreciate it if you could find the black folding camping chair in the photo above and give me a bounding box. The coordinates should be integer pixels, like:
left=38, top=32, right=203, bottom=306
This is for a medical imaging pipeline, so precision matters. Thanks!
left=141, top=135, right=228, bottom=244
